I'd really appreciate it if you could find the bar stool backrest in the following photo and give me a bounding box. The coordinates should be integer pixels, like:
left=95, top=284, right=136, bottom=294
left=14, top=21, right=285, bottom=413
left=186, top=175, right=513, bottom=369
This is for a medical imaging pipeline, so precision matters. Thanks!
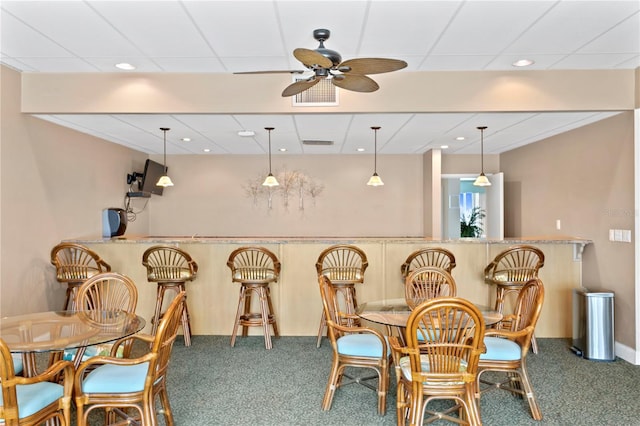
left=227, top=247, right=280, bottom=283
left=51, top=242, right=111, bottom=283
left=401, top=247, right=456, bottom=278
left=484, top=245, right=544, bottom=285
left=142, top=246, right=198, bottom=283
left=315, top=244, right=368, bottom=284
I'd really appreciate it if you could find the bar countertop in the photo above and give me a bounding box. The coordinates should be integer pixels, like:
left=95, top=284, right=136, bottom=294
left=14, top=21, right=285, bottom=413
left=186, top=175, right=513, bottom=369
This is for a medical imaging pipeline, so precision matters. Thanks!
left=68, top=235, right=592, bottom=245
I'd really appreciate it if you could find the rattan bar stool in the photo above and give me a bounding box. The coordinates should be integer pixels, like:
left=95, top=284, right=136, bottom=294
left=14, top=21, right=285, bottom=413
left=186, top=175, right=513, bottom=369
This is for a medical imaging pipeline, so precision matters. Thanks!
left=315, top=244, right=368, bottom=348
left=227, top=246, right=281, bottom=350
left=142, top=245, right=198, bottom=347
left=50, top=242, right=111, bottom=311
left=484, top=244, right=544, bottom=353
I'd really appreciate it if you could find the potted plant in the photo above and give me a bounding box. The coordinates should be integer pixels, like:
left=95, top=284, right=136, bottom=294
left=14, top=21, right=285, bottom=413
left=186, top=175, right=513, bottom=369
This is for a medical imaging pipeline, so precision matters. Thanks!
left=460, top=207, right=486, bottom=238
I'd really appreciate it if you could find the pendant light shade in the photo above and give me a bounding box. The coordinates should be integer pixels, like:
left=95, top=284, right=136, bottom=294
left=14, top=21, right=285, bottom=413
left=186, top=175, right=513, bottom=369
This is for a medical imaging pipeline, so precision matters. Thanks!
left=156, top=127, right=174, bottom=187
left=473, top=126, right=491, bottom=187
left=262, top=127, right=279, bottom=187
left=367, top=126, right=384, bottom=186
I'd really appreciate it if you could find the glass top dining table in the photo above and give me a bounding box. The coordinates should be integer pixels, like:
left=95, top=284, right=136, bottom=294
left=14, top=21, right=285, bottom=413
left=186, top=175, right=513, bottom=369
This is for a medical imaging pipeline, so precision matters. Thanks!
left=0, top=310, right=145, bottom=377
left=356, top=298, right=503, bottom=328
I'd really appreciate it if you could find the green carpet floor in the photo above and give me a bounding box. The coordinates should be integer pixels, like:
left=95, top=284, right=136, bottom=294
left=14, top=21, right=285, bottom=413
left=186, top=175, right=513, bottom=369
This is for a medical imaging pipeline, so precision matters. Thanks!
left=158, top=336, right=639, bottom=426
left=72, top=335, right=640, bottom=425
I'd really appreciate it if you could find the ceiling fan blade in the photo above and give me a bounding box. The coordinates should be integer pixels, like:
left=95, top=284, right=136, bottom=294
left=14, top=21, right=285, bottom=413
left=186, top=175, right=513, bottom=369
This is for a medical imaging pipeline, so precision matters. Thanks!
left=332, top=74, right=379, bottom=93
left=233, top=70, right=306, bottom=75
left=281, top=78, right=321, bottom=97
left=294, top=48, right=333, bottom=69
left=338, top=58, right=408, bottom=75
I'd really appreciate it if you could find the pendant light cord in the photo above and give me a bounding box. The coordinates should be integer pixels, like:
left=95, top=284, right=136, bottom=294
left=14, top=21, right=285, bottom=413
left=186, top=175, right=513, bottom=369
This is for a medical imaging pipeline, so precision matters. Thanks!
left=160, top=127, right=170, bottom=174
left=478, top=126, right=487, bottom=174
left=372, top=126, right=380, bottom=173
left=265, top=127, right=274, bottom=174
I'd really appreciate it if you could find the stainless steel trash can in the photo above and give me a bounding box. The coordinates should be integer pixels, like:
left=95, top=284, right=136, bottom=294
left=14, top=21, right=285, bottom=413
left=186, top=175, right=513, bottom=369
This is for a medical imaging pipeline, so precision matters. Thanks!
left=571, top=288, right=615, bottom=361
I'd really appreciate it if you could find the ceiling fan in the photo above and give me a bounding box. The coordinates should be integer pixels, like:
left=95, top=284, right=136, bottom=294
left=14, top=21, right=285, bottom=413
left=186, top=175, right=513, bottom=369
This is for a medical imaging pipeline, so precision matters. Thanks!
left=234, top=29, right=408, bottom=97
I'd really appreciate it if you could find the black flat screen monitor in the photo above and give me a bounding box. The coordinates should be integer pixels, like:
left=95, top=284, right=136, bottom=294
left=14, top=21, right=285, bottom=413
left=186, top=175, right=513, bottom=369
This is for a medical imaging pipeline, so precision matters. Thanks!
left=140, top=159, right=167, bottom=196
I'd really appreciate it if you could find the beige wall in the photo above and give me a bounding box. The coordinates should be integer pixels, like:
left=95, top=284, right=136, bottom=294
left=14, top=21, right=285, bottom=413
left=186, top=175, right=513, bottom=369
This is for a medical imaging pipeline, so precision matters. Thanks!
left=0, top=66, right=149, bottom=316
left=501, top=112, right=635, bottom=347
left=143, top=154, right=423, bottom=237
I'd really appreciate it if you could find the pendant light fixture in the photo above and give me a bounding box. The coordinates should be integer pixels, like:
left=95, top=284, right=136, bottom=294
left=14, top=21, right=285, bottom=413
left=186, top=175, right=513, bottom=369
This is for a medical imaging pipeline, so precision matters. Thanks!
left=367, top=126, right=384, bottom=186
left=262, top=127, right=279, bottom=187
left=156, top=127, right=174, bottom=187
left=473, top=126, right=491, bottom=187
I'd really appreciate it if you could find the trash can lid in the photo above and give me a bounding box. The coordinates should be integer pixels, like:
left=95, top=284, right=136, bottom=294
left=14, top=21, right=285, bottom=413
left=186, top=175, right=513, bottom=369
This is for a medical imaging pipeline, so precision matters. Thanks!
left=584, top=291, right=614, bottom=297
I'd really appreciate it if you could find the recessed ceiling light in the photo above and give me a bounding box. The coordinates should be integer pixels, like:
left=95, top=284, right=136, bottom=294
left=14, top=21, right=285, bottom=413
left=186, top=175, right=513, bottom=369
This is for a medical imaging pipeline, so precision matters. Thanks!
left=181, top=137, right=191, bottom=142
left=512, top=59, right=534, bottom=67
left=115, top=62, right=135, bottom=70
left=440, top=145, right=449, bottom=149
left=278, top=148, right=287, bottom=152
left=237, top=130, right=255, bottom=137
left=455, top=136, right=465, bottom=141
left=356, top=148, right=365, bottom=152
left=203, top=148, right=211, bottom=153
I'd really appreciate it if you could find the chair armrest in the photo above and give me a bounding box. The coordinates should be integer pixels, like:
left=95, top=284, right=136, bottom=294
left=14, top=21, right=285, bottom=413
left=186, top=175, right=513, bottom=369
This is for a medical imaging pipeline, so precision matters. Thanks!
left=483, top=261, right=496, bottom=280
left=9, top=360, right=74, bottom=388
left=339, top=312, right=360, bottom=321
left=75, top=351, right=156, bottom=380
left=485, top=325, right=533, bottom=340
left=190, top=259, right=199, bottom=275
left=108, top=333, right=154, bottom=356
left=98, top=258, right=112, bottom=272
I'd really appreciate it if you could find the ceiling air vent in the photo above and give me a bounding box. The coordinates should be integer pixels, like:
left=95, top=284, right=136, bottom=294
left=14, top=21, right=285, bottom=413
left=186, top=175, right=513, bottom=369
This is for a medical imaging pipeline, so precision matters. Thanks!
left=302, top=140, right=334, bottom=146
left=292, top=78, right=339, bottom=106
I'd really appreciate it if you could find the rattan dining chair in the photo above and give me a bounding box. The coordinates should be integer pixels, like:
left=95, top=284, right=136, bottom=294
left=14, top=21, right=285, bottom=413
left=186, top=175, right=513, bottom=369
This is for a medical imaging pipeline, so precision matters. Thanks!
left=476, top=278, right=545, bottom=421
left=404, top=266, right=457, bottom=309
left=227, top=246, right=281, bottom=350
left=389, top=297, right=486, bottom=426
left=74, top=291, right=186, bottom=426
left=400, top=247, right=456, bottom=279
left=0, top=337, right=74, bottom=426
left=315, top=244, right=368, bottom=348
left=318, top=275, right=390, bottom=416
left=58, top=272, right=139, bottom=369
left=50, top=242, right=111, bottom=311
left=484, top=245, right=544, bottom=353
left=142, top=245, right=198, bottom=347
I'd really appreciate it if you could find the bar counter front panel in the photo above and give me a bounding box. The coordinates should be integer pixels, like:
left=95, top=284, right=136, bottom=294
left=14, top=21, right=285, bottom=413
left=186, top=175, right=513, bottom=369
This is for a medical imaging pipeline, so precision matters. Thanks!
left=71, top=237, right=588, bottom=339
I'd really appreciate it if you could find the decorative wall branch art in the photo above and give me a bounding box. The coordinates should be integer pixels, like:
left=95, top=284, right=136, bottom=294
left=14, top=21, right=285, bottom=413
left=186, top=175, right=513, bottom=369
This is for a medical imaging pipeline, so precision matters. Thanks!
left=244, top=168, right=323, bottom=211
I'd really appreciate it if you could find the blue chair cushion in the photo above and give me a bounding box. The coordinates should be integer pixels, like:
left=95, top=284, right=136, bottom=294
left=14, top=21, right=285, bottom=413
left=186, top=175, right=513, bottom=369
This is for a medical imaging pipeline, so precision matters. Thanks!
left=12, top=354, right=23, bottom=375
left=0, top=382, right=63, bottom=419
left=63, top=343, right=125, bottom=363
left=480, top=336, right=521, bottom=361
left=82, top=362, right=149, bottom=393
left=398, top=355, right=468, bottom=385
left=336, top=334, right=389, bottom=358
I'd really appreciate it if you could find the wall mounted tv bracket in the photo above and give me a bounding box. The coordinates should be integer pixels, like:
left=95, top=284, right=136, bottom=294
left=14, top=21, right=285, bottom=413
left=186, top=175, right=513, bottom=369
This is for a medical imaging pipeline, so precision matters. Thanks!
left=127, top=172, right=144, bottom=186
left=126, top=172, right=150, bottom=198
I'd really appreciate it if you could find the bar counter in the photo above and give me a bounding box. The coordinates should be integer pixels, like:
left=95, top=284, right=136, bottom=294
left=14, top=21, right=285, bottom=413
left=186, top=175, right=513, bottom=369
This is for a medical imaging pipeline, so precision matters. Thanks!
left=67, top=236, right=590, bottom=338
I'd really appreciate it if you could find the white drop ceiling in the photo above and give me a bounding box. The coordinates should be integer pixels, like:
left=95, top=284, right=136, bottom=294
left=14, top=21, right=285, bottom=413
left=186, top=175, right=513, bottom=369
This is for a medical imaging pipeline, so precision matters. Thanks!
left=2, top=0, right=638, bottom=155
